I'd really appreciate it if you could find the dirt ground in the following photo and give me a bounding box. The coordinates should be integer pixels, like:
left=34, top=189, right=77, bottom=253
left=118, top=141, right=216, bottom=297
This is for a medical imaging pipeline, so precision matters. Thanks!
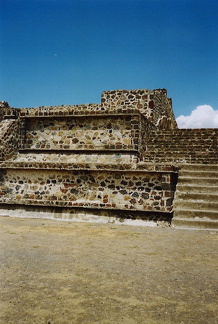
left=0, top=216, right=217, bottom=324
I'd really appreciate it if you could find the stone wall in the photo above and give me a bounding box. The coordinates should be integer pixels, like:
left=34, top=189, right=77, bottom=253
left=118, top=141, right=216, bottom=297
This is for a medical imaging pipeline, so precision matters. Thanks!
left=18, top=88, right=175, bottom=128
left=0, top=101, right=20, bottom=121
left=22, top=115, right=140, bottom=151
left=101, top=89, right=177, bottom=129
left=0, top=120, right=20, bottom=161
left=0, top=89, right=180, bottom=224
left=0, top=168, right=176, bottom=213
left=1, top=88, right=217, bottom=227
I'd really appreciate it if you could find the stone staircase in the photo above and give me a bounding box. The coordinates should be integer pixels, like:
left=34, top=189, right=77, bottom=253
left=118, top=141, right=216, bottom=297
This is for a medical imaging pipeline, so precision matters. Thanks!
left=142, top=129, right=218, bottom=229
left=142, top=129, right=218, bottom=164
left=172, top=164, right=218, bottom=229
left=1, top=95, right=217, bottom=229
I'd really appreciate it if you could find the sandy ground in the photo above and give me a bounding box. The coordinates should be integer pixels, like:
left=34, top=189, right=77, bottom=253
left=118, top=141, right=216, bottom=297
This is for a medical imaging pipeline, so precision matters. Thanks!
left=0, top=216, right=217, bottom=324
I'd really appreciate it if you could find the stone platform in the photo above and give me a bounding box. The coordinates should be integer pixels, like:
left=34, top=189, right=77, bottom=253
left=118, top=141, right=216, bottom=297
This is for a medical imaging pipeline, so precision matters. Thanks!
left=0, top=89, right=217, bottom=228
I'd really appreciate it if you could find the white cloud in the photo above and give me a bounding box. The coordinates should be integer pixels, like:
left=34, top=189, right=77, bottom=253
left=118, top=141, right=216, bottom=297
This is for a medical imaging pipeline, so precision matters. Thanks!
left=176, top=105, right=218, bottom=128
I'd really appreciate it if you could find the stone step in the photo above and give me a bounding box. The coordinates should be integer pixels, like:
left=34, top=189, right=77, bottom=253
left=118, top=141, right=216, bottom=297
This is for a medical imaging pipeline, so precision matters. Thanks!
left=146, top=134, right=216, bottom=138
left=178, top=164, right=218, bottom=171
left=145, top=140, right=215, bottom=145
left=145, top=147, right=215, bottom=151
left=146, top=139, right=216, bottom=144
left=144, top=151, right=217, bottom=156
left=146, top=157, right=216, bottom=160
left=179, top=170, right=218, bottom=178
left=148, top=131, right=214, bottom=134
left=178, top=177, right=218, bottom=185
left=148, top=142, right=217, bottom=146
left=176, top=184, right=217, bottom=193
left=144, top=158, right=218, bottom=163
left=173, top=209, right=218, bottom=220
left=175, top=192, right=218, bottom=202
left=174, top=199, right=218, bottom=211
left=145, top=151, right=216, bottom=155
left=144, top=153, right=217, bottom=158
left=143, top=159, right=218, bottom=165
left=144, top=160, right=218, bottom=166
left=144, top=153, right=216, bottom=158
left=148, top=130, right=217, bottom=136
left=145, top=148, right=215, bottom=151
left=156, top=148, right=216, bottom=152
left=146, top=142, right=216, bottom=146
left=172, top=217, right=218, bottom=230
left=145, top=137, right=216, bottom=141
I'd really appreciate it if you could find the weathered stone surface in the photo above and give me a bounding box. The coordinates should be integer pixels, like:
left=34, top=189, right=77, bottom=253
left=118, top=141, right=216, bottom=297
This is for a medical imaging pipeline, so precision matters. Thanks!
left=0, top=169, right=176, bottom=212
left=0, top=89, right=217, bottom=227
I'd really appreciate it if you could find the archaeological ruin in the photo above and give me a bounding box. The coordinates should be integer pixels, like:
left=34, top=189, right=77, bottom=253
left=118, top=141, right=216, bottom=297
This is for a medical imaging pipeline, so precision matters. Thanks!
left=0, top=89, right=217, bottom=229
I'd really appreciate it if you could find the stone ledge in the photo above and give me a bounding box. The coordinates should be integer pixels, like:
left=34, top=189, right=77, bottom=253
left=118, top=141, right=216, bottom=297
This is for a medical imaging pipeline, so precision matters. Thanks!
left=20, top=107, right=141, bottom=118
left=0, top=204, right=173, bottom=226
left=0, top=199, right=173, bottom=213
left=0, top=161, right=177, bottom=172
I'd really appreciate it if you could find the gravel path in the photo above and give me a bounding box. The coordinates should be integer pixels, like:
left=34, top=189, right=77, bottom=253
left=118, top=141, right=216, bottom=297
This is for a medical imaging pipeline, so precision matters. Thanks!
left=0, top=216, right=217, bottom=324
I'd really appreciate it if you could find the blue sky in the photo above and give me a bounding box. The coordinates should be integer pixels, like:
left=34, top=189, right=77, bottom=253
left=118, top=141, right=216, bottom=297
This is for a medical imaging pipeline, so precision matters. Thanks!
left=0, top=0, right=218, bottom=121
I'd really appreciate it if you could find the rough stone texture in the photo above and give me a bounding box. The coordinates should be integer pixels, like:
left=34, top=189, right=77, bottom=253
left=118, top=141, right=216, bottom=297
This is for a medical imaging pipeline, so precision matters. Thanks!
left=23, top=115, right=138, bottom=151
left=17, top=89, right=176, bottom=129
left=0, top=89, right=217, bottom=227
left=0, top=101, right=19, bottom=121
left=0, top=169, right=175, bottom=213
left=0, top=120, right=20, bottom=161
left=101, top=89, right=177, bottom=129
left=172, top=164, right=218, bottom=229
left=142, top=128, right=218, bottom=164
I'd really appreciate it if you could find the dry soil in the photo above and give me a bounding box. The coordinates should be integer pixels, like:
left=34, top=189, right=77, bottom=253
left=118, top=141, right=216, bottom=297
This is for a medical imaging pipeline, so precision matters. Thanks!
left=0, top=216, right=217, bottom=324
